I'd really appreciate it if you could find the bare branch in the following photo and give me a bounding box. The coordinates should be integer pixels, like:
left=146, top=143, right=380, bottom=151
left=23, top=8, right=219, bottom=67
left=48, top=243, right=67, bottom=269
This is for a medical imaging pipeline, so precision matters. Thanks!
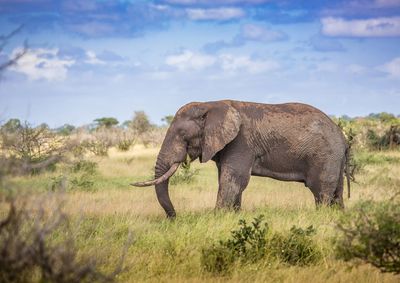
left=0, top=25, right=27, bottom=73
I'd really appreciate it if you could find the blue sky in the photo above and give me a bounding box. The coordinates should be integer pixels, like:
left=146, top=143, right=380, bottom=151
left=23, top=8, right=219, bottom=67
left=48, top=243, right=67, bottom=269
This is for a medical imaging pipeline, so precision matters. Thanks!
left=0, top=0, right=399, bottom=127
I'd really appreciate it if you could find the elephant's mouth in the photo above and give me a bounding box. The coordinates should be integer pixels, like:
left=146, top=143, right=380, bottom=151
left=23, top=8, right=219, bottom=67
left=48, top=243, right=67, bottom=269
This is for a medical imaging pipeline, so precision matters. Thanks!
left=130, top=163, right=180, bottom=187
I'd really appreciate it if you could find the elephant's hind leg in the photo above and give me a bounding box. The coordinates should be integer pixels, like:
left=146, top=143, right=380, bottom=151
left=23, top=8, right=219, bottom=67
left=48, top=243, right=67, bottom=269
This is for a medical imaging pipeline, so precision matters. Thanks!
left=331, top=160, right=345, bottom=208
left=307, top=164, right=341, bottom=207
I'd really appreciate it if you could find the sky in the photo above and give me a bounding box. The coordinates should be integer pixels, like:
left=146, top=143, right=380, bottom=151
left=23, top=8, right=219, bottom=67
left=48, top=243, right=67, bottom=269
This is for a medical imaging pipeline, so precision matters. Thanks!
left=0, top=0, right=399, bottom=127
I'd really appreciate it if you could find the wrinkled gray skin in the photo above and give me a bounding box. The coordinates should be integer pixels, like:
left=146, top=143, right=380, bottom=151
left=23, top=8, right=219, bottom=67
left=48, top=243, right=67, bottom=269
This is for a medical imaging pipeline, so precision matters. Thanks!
left=135, top=100, right=349, bottom=218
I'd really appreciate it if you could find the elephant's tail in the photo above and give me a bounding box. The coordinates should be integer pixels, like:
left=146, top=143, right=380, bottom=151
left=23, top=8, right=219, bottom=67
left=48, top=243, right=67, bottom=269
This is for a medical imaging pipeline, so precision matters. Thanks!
left=345, top=145, right=351, bottom=199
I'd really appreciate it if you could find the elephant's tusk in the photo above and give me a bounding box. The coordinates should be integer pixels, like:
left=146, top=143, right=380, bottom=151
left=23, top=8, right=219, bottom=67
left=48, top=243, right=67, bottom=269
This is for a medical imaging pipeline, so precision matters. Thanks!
left=130, top=163, right=180, bottom=187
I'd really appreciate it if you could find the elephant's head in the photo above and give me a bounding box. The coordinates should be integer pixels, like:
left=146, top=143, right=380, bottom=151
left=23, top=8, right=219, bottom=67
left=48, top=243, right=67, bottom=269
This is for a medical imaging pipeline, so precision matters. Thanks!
left=131, top=101, right=241, bottom=218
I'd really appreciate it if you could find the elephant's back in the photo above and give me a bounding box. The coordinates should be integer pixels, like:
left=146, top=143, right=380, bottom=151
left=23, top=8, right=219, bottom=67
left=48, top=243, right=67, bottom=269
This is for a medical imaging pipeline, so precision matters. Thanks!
left=232, top=101, right=346, bottom=160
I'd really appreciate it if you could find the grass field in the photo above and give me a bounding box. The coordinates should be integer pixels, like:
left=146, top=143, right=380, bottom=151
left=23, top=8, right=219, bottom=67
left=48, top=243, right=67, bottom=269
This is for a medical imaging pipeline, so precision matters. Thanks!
left=3, top=145, right=400, bottom=282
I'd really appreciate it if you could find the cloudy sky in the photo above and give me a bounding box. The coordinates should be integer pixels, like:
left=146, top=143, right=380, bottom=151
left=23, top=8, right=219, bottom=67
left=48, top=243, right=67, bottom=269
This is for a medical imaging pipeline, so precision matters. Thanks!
left=0, top=0, right=399, bottom=127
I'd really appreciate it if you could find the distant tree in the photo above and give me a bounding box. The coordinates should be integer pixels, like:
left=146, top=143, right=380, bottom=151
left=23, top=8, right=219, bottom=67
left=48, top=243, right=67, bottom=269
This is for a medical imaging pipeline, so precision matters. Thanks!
left=367, top=113, right=380, bottom=120
left=93, top=117, right=119, bottom=129
left=130, top=111, right=152, bottom=135
left=56, top=124, right=75, bottom=136
left=122, top=120, right=132, bottom=129
left=1, top=118, right=22, bottom=132
left=340, top=115, right=352, bottom=121
left=378, top=112, right=396, bottom=123
left=39, top=123, right=49, bottom=130
left=162, top=115, right=174, bottom=126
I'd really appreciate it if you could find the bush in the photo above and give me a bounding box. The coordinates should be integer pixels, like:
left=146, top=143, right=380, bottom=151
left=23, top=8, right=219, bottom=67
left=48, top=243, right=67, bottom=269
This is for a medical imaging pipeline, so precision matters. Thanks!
left=367, top=129, right=387, bottom=150
left=366, top=126, right=400, bottom=151
left=335, top=200, right=400, bottom=274
left=71, top=160, right=97, bottom=175
left=201, top=215, right=267, bottom=275
left=70, top=174, right=95, bottom=191
left=82, top=140, right=109, bottom=156
left=69, top=160, right=97, bottom=191
left=0, top=195, right=130, bottom=283
left=268, top=226, right=321, bottom=266
left=116, top=129, right=136, bottom=152
left=201, top=215, right=321, bottom=275
left=49, top=160, right=98, bottom=192
left=0, top=122, right=67, bottom=175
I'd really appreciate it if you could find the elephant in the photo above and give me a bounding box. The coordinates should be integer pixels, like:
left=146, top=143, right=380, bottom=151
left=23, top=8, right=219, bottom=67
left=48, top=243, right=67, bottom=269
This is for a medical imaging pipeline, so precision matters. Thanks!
left=132, top=100, right=350, bottom=218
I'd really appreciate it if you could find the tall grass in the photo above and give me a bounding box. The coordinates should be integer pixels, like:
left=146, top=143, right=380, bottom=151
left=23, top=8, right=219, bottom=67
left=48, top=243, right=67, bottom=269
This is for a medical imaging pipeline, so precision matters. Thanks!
left=1, top=146, right=400, bottom=282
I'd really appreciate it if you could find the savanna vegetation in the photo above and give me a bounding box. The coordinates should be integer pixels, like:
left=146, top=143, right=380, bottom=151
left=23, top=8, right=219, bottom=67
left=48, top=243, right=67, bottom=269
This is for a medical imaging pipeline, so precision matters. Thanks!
left=0, top=112, right=399, bottom=282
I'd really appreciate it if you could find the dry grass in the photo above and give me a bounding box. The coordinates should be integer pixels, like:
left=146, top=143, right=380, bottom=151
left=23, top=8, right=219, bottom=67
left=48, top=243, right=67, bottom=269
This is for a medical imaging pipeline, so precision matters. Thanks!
left=2, top=146, right=400, bottom=282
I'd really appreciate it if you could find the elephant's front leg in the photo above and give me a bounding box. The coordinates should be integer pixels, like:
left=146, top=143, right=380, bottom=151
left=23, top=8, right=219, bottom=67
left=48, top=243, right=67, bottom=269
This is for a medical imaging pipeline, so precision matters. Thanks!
left=216, top=155, right=253, bottom=211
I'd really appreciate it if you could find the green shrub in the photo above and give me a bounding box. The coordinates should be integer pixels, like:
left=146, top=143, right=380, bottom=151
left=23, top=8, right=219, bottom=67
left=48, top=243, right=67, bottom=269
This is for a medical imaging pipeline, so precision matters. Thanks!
left=49, top=175, right=67, bottom=192
left=201, top=215, right=267, bottom=275
left=225, top=215, right=268, bottom=262
left=335, top=200, right=400, bottom=274
left=367, top=129, right=387, bottom=150
left=70, top=173, right=95, bottom=191
left=268, top=226, right=321, bottom=266
left=48, top=160, right=97, bottom=192
left=201, top=215, right=321, bottom=275
left=71, top=160, right=97, bottom=175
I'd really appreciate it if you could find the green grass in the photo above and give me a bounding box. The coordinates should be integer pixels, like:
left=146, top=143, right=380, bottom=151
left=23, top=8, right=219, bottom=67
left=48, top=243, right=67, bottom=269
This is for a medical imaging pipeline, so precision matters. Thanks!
left=1, top=146, right=400, bottom=282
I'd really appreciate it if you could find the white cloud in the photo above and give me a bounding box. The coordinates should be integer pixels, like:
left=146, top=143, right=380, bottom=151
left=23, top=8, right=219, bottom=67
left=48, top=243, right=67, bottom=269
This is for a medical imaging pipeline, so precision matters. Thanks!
left=219, top=54, right=280, bottom=74
left=321, top=17, right=400, bottom=37
left=165, top=50, right=280, bottom=74
left=10, top=48, right=75, bottom=81
left=186, top=7, right=245, bottom=20
left=379, top=57, right=400, bottom=78
left=165, top=50, right=216, bottom=70
left=240, top=24, right=287, bottom=42
left=85, top=50, right=106, bottom=65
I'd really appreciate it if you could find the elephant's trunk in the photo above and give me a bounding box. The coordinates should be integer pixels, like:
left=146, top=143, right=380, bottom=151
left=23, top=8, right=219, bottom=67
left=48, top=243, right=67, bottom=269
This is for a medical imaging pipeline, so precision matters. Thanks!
left=131, top=129, right=187, bottom=218
left=131, top=160, right=179, bottom=218
left=153, top=156, right=179, bottom=218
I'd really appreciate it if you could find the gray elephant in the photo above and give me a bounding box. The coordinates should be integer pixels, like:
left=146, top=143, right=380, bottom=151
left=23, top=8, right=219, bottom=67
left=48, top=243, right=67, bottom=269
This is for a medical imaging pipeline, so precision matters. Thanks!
left=132, top=100, right=350, bottom=218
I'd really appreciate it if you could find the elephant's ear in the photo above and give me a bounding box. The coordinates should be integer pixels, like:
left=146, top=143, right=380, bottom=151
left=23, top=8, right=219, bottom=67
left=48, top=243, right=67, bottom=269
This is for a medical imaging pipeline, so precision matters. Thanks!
left=201, top=102, right=241, bottom=163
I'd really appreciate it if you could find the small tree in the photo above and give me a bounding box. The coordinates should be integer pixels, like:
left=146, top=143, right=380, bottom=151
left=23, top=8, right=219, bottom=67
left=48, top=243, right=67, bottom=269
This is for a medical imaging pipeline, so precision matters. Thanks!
left=93, top=117, right=119, bottom=129
left=0, top=122, right=67, bottom=174
left=130, top=111, right=152, bottom=135
left=378, top=112, right=397, bottom=124
left=1, top=118, right=22, bottom=133
left=56, top=124, right=75, bottom=136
